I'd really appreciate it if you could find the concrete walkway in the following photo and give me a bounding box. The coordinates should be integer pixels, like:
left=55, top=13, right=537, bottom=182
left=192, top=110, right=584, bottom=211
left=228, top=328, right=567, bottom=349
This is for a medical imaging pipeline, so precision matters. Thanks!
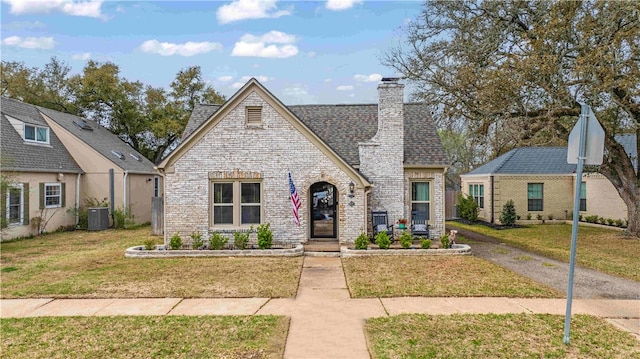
left=1, top=257, right=638, bottom=358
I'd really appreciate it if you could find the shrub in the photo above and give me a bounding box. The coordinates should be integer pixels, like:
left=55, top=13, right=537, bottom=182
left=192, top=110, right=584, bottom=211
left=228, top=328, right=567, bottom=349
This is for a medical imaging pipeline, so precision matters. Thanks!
left=191, top=232, right=204, bottom=249
left=579, top=214, right=583, bottom=222
left=548, top=213, right=554, bottom=220
left=527, top=213, right=532, bottom=220
left=143, top=238, right=156, bottom=250
left=457, top=194, right=478, bottom=222
left=537, top=214, right=543, bottom=221
left=614, top=219, right=624, bottom=227
left=585, top=215, right=599, bottom=223
left=420, top=237, right=432, bottom=249
left=374, top=231, right=391, bottom=249
left=606, top=218, right=614, bottom=226
left=169, top=233, right=182, bottom=250
left=233, top=227, right=251, bottom=250
left=257, top=223, right=273, bottom=249
left=209, top=232, right=228, bottom=250
left=354, top=232, right=369, bottom=250
left=499, top=199, right=517, bottom=226
left=113, top=207, right=135, bottom=229
left=399, top=230, right=413, bottom=248
left=440, top=234, right=451, bottom=249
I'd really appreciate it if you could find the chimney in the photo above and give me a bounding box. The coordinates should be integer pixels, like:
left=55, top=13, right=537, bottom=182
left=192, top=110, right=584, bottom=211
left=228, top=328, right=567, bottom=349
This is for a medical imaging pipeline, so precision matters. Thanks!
left=377, top=78, right=404, bottom=134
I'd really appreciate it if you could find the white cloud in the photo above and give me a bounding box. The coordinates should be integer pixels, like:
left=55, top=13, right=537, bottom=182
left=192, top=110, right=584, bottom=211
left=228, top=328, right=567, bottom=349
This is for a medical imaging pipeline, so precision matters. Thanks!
left=2, top=36, right=55, bottom=49
left=336, top=85, right=354, bottom=91
left=354, top=73, right=382, bottom=82
left=4, top=0, right=103, bottom=18
left=217, top=76, right=234, bottom=82
left=217, top=0, right=291, bottom=24
left=282, top=85, right=317, bottom=105
left=231, top=75, right=272, bottom=89
left=231, top=31, right=298, bottom=58
left=71, top=52, right=91, bottom=60
left=139, top=40, right=222, bottom=57
left=1, top=20, right=46, bottom=31
left=324, top=78, right=332, bottom=83
left=306, top=51, right=316, bottom=58
left=325, top=0, right=362, bottom=11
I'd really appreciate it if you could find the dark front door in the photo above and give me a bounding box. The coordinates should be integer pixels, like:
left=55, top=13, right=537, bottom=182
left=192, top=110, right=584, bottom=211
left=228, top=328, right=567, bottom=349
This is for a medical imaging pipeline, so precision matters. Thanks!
left=310, top=182, right=337, bottom=238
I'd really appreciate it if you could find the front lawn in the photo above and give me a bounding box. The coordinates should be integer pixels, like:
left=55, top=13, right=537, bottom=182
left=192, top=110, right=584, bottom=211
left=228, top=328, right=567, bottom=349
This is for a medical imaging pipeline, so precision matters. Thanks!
left=448, top=222, right=640, bottom=281
left=1, top=315, right=288, bottom=358
left=0, top=227, right=303, bottom=298
left=343, top=256, right=561, bottom=298
left=366, top=314, right=640, bottom=358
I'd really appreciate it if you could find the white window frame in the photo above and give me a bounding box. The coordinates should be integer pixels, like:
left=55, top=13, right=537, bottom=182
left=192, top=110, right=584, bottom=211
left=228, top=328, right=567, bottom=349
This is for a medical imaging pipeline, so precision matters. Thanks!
left=24, top=124, right=50, bottom=144
left=44, top=183, right=62, bottom=208
left=6, top=183, right=24, bottom=226
left=469, top=183, right=485, bottom=209
left=210, top=180, right=262, bottom=228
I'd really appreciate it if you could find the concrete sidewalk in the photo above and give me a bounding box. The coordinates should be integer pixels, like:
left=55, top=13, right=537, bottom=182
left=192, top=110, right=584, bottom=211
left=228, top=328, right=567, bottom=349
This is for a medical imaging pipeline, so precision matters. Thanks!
left=1, top=257, right=638, bottom=358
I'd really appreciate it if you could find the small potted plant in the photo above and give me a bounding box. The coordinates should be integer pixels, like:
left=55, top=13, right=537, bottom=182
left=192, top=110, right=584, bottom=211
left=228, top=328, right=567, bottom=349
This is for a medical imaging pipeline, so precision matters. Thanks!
left=397, top=218, right=407, bottom=229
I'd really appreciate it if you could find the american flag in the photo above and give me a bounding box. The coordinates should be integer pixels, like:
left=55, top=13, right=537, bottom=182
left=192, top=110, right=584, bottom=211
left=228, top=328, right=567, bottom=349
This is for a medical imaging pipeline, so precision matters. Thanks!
left=288, top=172, right=301, bottom=226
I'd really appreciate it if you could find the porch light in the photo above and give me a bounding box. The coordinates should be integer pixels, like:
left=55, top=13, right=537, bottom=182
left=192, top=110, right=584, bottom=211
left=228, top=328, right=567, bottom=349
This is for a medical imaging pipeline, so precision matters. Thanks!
left=349, top=181, right=355, bottom=196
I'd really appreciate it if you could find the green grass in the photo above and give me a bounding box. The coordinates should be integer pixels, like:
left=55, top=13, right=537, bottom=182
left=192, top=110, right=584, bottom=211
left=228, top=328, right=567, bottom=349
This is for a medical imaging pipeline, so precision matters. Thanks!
left=342, top=256, right=561, bottom=298
left=448, top=222, right=640, bottom=281
left=0, top=226, right=303, bottom=298
left=1, top=315, right=289, bottom=358
left=366, top=314, right=640, bottom=358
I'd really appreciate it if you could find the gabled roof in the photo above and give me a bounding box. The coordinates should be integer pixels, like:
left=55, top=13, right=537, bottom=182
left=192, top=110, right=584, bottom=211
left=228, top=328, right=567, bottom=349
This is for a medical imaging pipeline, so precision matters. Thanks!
left=465, top=147, right=577, bottom=175
left=160, top=78, right=371, bottom=187
left=37, top=106, right=157, bottom=174
left=0, top=97, right=82, bottom=174
left=181, top=97, right=449, bottom=167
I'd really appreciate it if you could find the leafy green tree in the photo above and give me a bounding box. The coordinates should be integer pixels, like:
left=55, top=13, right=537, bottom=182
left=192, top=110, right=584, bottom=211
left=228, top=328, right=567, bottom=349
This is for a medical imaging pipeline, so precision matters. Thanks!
left=500, top=200, right=517, bottom=226
left=385, top=0, right=640, bottom=236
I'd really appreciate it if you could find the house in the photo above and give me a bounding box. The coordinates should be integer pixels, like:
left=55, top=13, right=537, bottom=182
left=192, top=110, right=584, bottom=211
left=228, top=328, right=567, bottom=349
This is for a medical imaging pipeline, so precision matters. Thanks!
left=460, top=139, right=636, bottom=224
left=1, top=97, right=83, bottom=240
left=1, top=97, right=158, bottom=240
left=157, top=78, right=449, bottom=245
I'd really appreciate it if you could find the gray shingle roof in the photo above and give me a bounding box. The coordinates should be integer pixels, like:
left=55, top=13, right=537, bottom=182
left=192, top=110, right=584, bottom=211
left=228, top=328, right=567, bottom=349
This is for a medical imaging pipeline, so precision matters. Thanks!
left=466, top=147, right=577, bottom=175
left=183, top=102, right=449, bottom=167
left=1, top=97, right=82, bottom=174
left=37, top=106, right=157, bottom=174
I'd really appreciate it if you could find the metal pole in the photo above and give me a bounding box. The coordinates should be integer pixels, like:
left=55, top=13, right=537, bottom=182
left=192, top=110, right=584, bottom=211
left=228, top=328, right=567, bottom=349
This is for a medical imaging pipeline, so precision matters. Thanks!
left=564, top=106, right=588, bottom=344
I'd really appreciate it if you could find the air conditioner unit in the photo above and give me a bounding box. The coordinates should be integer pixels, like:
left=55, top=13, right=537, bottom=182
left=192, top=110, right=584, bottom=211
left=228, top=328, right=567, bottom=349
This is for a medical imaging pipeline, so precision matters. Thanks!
left=88, top=207, right=109, bottom=231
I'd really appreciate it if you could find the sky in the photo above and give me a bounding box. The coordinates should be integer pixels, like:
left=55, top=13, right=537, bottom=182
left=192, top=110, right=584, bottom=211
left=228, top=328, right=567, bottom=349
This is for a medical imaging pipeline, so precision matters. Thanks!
left=0, top=0, right=423, bottom=105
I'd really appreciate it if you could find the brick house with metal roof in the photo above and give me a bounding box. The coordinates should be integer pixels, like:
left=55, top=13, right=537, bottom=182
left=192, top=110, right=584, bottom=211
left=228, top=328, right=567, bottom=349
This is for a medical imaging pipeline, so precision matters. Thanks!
left=1, top=97, right=157, bottom=240
left=460, top=141, right=636, bottom=224
left=158, top=78, right=449, bottom=245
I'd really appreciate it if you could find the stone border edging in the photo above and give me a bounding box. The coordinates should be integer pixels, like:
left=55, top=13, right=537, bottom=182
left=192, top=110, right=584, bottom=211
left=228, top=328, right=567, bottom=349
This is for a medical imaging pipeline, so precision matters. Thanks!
left=125, top=244, right=304, bottom=258
left=340, top=244, right=472, bottom=257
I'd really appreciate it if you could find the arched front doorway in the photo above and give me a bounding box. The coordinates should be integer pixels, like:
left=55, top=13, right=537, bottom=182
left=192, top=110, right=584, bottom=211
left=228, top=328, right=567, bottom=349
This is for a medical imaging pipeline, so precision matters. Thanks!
left=310, top=182, right=337, bottom=238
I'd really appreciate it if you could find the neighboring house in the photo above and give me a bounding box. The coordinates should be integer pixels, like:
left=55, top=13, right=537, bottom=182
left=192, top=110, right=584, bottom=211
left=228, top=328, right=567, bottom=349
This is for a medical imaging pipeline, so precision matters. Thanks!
left=1, top=97, right=83, bottom=240
left=460, top=138, right=637, bottom=224
left=158, top=78, right=449, bottom=245
left=1, top=97, right=158, bottom=240
left=38, top=105, right=158, bottom=225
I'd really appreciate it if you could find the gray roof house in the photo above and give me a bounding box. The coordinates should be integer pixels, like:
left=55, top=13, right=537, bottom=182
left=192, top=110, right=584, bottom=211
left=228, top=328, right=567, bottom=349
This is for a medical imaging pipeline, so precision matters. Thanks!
left=461, top=137, right=636, bottom=224
left=158, top=78, right=449, bottom=246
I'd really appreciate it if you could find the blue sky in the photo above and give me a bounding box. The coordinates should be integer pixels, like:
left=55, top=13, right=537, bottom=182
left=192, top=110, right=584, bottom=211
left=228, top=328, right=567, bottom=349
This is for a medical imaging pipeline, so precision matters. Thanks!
left=1, top=0, right=422, bottom=104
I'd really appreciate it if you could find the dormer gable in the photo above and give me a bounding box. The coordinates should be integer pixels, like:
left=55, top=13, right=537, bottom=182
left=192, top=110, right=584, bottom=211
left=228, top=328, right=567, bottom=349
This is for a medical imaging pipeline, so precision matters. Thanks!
left=4, top=114, right=51, bottom=145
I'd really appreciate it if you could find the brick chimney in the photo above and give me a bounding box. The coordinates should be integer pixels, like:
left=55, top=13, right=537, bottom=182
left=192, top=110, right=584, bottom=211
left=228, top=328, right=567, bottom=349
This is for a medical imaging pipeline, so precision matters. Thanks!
left=358, top=77, right=405, bottom=225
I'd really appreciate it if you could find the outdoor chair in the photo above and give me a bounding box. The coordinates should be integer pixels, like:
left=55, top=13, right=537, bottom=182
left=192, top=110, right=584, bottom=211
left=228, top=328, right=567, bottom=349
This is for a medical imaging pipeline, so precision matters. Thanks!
left=411, top=210, right=430, bottom=239
left=371, top=211, right=394, bottom=242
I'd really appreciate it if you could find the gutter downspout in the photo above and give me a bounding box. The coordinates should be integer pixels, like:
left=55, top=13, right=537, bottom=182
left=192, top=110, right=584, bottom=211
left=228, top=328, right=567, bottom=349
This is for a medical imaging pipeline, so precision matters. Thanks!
left=490, top=175, right=495, bottom=224
left=123, top=170, right=129, bottom=212
left=75, top=173, right=81, bottom=226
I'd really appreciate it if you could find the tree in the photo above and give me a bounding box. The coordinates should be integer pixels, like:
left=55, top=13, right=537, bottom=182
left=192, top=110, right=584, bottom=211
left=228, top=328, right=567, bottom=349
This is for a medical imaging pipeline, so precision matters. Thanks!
left=385, top=0, right=640, bottom=236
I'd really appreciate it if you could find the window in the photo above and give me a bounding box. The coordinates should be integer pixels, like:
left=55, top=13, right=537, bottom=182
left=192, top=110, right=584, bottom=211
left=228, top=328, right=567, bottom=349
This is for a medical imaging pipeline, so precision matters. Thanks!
left=154, top=176, right=160, bottom=197
left=24, top=124, right=49, bottom=144
left=469, top=184, right=484, bottom=209
left=411, top=182, right=430, bottom=219
left=211, top=181, right=261, bottom=226
left=246, top=106, right=262, bottom=126
left=41, top=183, right=63, bottom=208
left=580, top=182, right=586, bottom=212
left=527, top=183, right=543, bottom=211
left=6, top=184, right=24, bottom=225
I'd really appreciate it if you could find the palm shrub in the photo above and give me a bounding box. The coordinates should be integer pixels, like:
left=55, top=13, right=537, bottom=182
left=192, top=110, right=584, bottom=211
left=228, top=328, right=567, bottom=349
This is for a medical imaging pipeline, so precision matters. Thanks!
left=500, top=199, right=517, bottom=226
left=209, top=232, right=228, bottom=250
left=233, top=227, right=251, bottom=250
left=354, top=232, right=369, bottom=250
left=191, top=232, right=204, bottom=249
left=399, top=230, right=413, bottom=248
left=169, top=233, right=182, bottom=250
left=375, top=230, right=391, bottom=249
left=457, top=194, right=478, bottom=222
left=257, top=223, right=273, bottom=249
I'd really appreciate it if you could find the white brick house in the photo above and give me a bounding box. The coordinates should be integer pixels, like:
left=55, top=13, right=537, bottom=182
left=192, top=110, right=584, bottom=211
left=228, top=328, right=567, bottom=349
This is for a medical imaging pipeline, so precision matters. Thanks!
left=157, top=78, right=449, bottom=245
